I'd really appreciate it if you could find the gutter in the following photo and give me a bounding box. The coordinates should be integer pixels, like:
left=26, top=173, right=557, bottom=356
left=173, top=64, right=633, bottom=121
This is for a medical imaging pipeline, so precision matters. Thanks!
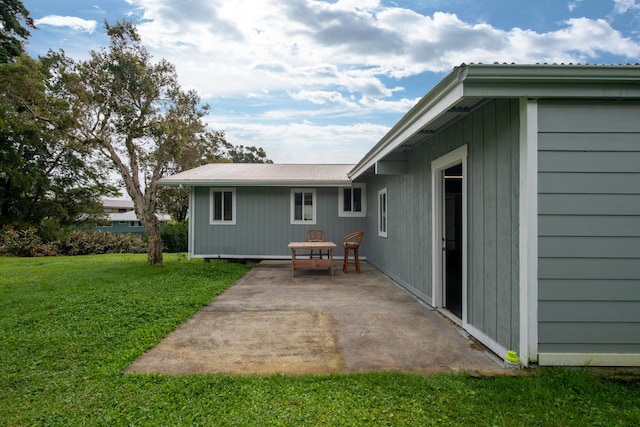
left=157, top=179, right=353, bottom=187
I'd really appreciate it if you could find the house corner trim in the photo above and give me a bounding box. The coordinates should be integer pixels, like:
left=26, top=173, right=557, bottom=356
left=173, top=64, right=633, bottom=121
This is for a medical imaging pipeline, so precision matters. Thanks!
left=519, top=98, right=539, bottom=366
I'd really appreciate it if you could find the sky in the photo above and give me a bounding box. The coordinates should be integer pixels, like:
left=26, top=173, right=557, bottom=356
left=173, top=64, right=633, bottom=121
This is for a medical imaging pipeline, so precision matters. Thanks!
left=22, top=0, right=640, bottom=164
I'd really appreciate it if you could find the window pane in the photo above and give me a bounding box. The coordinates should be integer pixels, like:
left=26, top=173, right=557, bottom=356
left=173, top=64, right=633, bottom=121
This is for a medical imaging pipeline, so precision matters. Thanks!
left=303, top=192, right=313, bottom=220
left=223, top=191, right=233, bottom=221
left=353, top=188, right=361, bottom=212
left=213, top=191, right=222, bottom=221
left=379, top=195, right=383, bottom=231
left=382, top=193, right=387, bottom=232
left=379, top=191, right=387, bottom=233
left=294, top=192, right=303, bottom=221
left=343, top=188, right=352, bottom=212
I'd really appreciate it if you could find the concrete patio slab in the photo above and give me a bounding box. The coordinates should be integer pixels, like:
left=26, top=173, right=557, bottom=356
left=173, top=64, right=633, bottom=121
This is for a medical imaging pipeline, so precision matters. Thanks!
left=127, top=261, right=504, bottom=375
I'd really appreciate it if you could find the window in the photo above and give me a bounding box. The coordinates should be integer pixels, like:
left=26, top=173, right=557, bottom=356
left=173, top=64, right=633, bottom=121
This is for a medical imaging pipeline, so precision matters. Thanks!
left=291, top=189, right=316, bottom=224
left=338, top=184, right=366, bottom=217
left=378, top=187, right=387, bottom=237
left=210, top=188, right=236, bottom=225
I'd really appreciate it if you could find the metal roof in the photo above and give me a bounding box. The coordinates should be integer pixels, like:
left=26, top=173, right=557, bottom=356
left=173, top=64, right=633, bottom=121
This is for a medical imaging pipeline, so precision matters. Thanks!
left=102, top=199, right=134, bottom=209
left=349, top=63, right=640, bottom=179
left=159, top=163, right=355, bottom=187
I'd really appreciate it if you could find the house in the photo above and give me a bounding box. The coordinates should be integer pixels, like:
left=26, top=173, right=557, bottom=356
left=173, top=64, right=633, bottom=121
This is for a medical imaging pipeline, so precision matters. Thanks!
left=102, top=199, right=136, bottom=214
left=96, top=199, right=170, bottom=234
left=158, top=63, right=640, bottom=368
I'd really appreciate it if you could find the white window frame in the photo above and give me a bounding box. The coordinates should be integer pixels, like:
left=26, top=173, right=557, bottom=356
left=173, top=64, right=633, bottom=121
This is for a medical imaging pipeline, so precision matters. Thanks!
left=338, top=184, right=367, bottom=217
left=210, top=188, right=236, bottom=225
left=290, top=189, right=316, bottom=225
left=378, top=187, right=387, bottom=237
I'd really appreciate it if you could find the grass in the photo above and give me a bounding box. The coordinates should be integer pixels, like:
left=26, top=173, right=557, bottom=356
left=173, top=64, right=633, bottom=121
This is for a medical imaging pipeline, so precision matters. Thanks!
left=1, top=254, right=639, bottom=426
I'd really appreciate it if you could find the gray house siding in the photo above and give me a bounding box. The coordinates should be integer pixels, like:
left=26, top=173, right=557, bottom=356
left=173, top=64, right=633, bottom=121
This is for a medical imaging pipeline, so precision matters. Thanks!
left=362, top=98, right=520, bottom=351
left=191, top=186, right=365, bottom=258
left=538, top=100, right=640, bottom=354
left=362, top=168, right=433, bottom=304
left=467, top=99, right=520, bottom=352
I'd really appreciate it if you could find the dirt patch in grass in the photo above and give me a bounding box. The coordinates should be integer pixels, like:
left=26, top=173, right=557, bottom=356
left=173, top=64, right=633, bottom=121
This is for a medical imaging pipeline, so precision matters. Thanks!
left=126, top=310, right=343, bottom=375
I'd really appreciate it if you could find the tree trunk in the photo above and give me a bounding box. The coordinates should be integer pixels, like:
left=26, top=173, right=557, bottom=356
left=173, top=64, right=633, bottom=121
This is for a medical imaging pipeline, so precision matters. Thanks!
left=146, top=226, right=163, bottom=266
left=141, top=207, right=163, bottom=266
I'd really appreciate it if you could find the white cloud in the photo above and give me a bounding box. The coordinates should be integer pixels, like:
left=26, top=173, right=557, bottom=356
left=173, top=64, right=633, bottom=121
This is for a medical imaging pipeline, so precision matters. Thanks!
left=207, top=119, right=389, bottom=163
left=613, top=0, right=640, bottom=14
left=123, top=1, right=640, bottom=104
left=111, top=0, right=640, bottom=164
left=34, top=16, right=98, bottom=33
left=568, top=1, right=583, bottom=12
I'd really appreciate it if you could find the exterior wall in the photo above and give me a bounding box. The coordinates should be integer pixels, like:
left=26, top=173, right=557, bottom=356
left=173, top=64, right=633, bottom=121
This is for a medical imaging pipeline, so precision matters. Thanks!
left=537, top=100, right=640, bottom=360
left=362, top=99, right=521, bottom=351
left=363, top=166, right=432, bottom=303
left=191, top=186, right=365, bottom=258
left=467, top=99, right=520, bottom=353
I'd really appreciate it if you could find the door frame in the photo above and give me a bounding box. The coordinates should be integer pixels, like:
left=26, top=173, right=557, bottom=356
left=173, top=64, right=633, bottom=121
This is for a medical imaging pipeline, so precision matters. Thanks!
left=431, top=145, right=468, bottom=325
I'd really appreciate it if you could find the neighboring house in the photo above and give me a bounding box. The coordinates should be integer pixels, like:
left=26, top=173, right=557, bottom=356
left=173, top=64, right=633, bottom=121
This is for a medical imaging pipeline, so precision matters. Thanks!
left=96, top=199, right=170, bottom=234
left=102, top=199, right=135, bottom=214
left=158, top=63, right=640, bottom=368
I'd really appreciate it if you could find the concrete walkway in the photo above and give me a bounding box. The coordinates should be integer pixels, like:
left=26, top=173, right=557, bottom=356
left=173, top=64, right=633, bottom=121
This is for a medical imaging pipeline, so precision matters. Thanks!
left=127, top=261, right=504, bottom=375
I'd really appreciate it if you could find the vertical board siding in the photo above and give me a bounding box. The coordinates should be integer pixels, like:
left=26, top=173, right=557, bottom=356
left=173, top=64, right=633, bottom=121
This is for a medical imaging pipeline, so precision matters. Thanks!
left=538, top=100, right=640, bottom=355
left=363, top=99, right=520, bottom=351
left=468, top=99, right=520, bottom=351
left=192, top=186, right=365, bottom=258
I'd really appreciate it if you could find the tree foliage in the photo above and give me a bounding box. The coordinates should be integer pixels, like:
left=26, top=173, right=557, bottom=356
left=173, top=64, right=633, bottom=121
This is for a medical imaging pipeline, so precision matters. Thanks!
left=62, top=20, right=232, bottom=265
left=225, top=144, right=273, bottom=164
left=0, top=54, right=117, bottom=240
left=0, top=0, right=35, bottom=63
left=0, top=17, right=273, bottom=259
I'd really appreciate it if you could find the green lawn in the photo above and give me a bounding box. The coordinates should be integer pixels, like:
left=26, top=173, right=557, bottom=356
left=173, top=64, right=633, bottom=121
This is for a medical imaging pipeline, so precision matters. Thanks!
left=1, top=254, right=639, bottom=426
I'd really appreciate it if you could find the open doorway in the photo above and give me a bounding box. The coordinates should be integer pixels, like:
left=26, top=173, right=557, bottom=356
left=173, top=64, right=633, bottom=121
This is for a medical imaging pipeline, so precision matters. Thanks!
left=432, top=146, right=467, bottom=324
left=444, top=164, right=463, bottom=318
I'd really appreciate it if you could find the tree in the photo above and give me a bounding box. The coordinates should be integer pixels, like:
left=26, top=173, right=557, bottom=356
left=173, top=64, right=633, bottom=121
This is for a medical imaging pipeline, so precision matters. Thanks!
left=64, top=21, right=225, bottom=265
left=0, top=0, right=35, bottom=63
left=156, top=136, right=273, bottom=223
left=0, top=54, right=117, bottom=239
left=224, top=144, right=273, bottom=164
left=156, top=129, right=230, bottom=222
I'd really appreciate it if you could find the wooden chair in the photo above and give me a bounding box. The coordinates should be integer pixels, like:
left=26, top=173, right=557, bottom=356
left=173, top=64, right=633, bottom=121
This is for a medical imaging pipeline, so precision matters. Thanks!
left=342, top=231, right=364, bottom=273
left=306, top=229, right=326, bottom=259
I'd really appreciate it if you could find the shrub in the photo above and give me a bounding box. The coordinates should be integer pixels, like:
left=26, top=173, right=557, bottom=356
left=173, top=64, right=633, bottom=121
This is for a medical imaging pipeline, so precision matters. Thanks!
left=0, top=227, right=59, bottom=257
left=0, top=227, right=148, bottom=257
left=59, top=231, right=148, bottom=256
left=160, top=221, right=188, bottom=253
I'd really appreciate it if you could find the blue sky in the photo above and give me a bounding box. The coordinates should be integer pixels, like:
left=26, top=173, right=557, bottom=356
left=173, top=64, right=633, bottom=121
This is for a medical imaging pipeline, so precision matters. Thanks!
left=23, top=0, right=640, bottom=163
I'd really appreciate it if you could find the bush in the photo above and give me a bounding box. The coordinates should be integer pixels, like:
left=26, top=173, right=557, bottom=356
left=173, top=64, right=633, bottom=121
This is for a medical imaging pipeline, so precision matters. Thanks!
left=160, top=221, right=188, bottom=253
left=59, top=230, right=148, bottom=256
left=0, top=227, right=148, bottom=257
left=0, top=227, right=59, bottom=257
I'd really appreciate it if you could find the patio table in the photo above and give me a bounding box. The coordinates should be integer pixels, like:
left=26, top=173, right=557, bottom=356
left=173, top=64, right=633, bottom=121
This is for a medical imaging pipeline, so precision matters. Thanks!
left=288, top=241, right=336, bottom=276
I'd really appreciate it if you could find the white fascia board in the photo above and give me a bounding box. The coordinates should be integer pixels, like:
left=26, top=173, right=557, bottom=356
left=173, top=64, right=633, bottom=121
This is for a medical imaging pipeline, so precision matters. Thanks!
left=459, top=64, right=640, bottom=98
left=350, top=73, right=464, bottom=179
left=158, top=180, right=352, bottom=187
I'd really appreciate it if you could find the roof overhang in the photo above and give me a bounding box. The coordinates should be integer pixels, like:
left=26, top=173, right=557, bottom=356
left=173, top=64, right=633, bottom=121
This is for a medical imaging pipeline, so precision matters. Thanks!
left=158, top=163, right=355, bottom=187
left=349, top=63, right=640, bottom=179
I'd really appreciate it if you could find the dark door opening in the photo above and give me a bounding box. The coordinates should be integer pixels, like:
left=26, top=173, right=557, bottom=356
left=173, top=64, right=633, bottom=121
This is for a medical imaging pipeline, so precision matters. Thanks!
left=443, top=164, right=463, bottom=318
